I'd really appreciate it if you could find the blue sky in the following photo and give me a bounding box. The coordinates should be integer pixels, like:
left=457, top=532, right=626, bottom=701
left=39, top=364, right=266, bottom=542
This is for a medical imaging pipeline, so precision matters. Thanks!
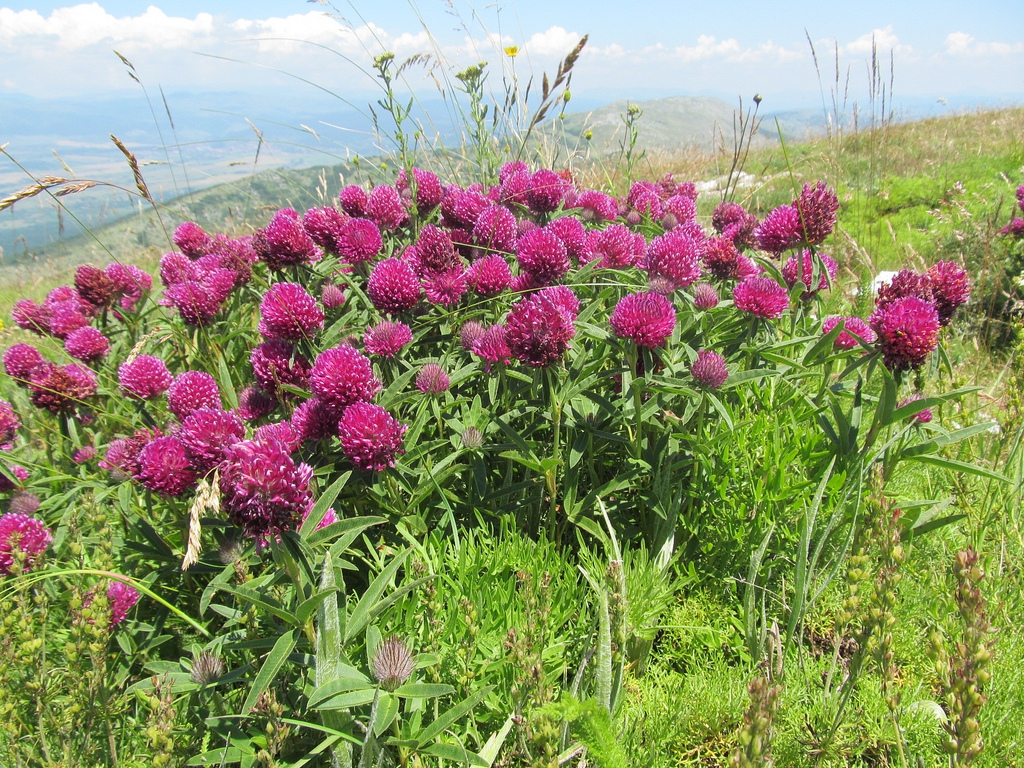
left=1, top=1, right=1022, bottom=109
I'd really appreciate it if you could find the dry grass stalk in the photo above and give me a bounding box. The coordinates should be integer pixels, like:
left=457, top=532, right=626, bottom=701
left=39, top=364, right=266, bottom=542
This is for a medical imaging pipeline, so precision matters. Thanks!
left=182, top=473, right=219, bottom=571
left=110, top=134, right=153, bottom=202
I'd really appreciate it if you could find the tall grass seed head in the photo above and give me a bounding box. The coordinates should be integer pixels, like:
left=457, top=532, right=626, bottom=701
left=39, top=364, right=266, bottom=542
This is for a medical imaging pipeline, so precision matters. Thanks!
left=119, top=355, right=173, bottom=400
left=609, top=291, right=677, bottom=348
left=338, top=402, right=407, bottom=472
left=0, top=512, right=52, bottom=574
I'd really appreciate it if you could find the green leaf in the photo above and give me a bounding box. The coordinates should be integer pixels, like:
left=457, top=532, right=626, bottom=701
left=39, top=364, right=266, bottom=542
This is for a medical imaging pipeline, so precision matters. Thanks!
left=421, top=743, right=488, bottom=766
left=296, top=588, right=340, bottom=626
left=393, top=683, right=454, bottom=699
left=317, top=689, right=378, bottom=710
left=374, top=693, right=399, bottom=736
left=241, top=629, right=298, bottom=715
left=218, top=583, right=298, bottom=626
left=901, top=423, right=1000, bottom=459
left=309, top=677, right=375, bottom=709
left=906, top=455, right=1010, bottom=483
left=345, top=549, right=411, bottom=642
left=415, top=686, right=493, bottom=747
left=301, top=473, right=352, bottom=535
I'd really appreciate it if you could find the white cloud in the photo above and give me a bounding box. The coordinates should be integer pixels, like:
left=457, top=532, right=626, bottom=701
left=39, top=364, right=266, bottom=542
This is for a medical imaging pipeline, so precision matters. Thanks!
left=841, top=26, right=912, bottom=56
left=0, top=4, right=214, bottom=50
left=672, top=35, right=743, bottom=62
left=945, top=32, right=1024, bottom=56
left=524, top=26, right=582, bottom=58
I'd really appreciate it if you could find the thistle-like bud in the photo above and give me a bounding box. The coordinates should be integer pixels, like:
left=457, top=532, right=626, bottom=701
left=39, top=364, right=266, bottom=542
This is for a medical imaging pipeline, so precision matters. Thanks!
left=190, top=650, right=226, bottom=685
left=372, top=636, right=415, bottom=691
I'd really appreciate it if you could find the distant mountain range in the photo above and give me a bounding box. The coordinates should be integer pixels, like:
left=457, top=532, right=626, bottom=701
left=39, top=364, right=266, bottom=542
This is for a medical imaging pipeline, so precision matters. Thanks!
left=1, top=90, right=832, bottom=260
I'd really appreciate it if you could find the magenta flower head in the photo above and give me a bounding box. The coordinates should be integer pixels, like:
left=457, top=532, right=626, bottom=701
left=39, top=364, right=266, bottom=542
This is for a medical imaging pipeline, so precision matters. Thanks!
left=119, top=355, right=172, bottom=400
left=460, top=320, right=487, bottom=352
left=505, top=290, right=577, bottom=368
left=875, top=269, right=933, bottom=313
left=339, top=185, right=369, bottom=217
left=609, top=291, right=677, bottom=348
left=4, top=343, right=46, bottom=383
left=338, top=402, right=407, bottom=472
left=220, top=437, right=313, bottom=539
left=134, top=436, right=197, bottom=497
left=526, top=168, right=570, bottom=214
left=642, top=229, right=703, bottom=293
left=0, top=400, right=20, bottom=447
left=259, top=208, right=322, bottom=269
left=416, top=363, right=450, bottom=394
left=366, top=185, right=408, bottom=230
left=472, top=205, right=518, bottom=254
left=291, top=397, right=342, bottom=443
left=396, top=167, right=444, bottom=211
left=258, top=283, right=324, bottom=342
left=584, top=225, right=645, bottom=269
left=626, top=181, right=664, bottom=221
left=179, top=407, right=245, bottom=472
left=546, top=217, right=588, bottom=263
left=74, top=264, right=117, bottom=309
left=11, top=299, right=51, bottom=335
left=692, top=283, right=720, bottom=310
left=73, top=446, right=96, bottom=464
left=516, top=228, right=570, bottom=286
left=106, top=262, right=152, bottom=312
left=413, top=227, right=462, bottom=274
left=47, top=300, right=90, bottom=339
left=336, top=218, right=383, bottom=265
left=250, top=340, right=311, bottom=395
left=871, top=295, right=940, bottom=372
left=755, top=204, right=802, bottom=255
left=364, top=321, right=413, bottom=358
left=712, top=201, right=757, bottom=248
left=64, top=326, right=110, bottom=364
left=107, top=580, right=140, bottom=627
left=160, top=251, right=196, bottom=286
left=898, top=394, right=934, bottom=424
left=164, top=280, right=225, bottom=326
left=574, top=189, right=618, bottom=223
left=237, top=386, right=277, bottom=422
left=467, top=254, right=512, bottom=297
left=781, top=250, right=838, bottom=296
left=998, top=217, right=1024, bottom=238
left=173, top=221, right=212, bottom=258
left=100, top=428, right=161, bottom=480
left=793, top=181, right=839, bottom=245
left=367, top=258, right=421, bottom=314
left=661, top=194, right=698, bottom=229
left=822, top=316, right=877, bottom=350
left=310, top=346, right=381, bottom=409
left=254, top=420, right=303, bottom=455
left=167, top=371, right=221, bottom=420
left=29, top=363, right=97, bottom=413
left=691, top=350, right=729, bottom=389
left=0, top=513, right=52, bottom=574
left=441, top=188, right=489, bottom=229
left=733, top=277, right=790, bottom=319
left=422, top=267, right=468, bottom=307
left=926, top=260, right=971, bottom=326
left=472, top=325, right=512, bottom=371
left=302, top=206, right=349, bottom=254
left=321, top=283, right=346, bottom=309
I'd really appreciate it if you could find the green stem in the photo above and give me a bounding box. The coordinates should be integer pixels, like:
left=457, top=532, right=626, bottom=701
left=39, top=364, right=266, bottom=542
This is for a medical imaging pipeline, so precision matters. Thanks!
left=547, top=367, right=562, bottom=543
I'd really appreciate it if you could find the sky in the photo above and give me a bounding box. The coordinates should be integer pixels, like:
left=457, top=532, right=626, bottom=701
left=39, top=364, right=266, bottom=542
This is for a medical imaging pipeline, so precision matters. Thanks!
left=1, top=0, right=1022, bottom=112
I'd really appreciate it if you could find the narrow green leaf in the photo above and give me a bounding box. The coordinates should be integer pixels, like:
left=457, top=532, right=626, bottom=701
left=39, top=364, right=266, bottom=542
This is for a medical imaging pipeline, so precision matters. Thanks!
left=415, top=686, right=493, bottom=747
left=241, top=630, right=298, bottom=715
left=345, top=549, right=412, bottom=643
left=421, top=743, right=488, bottom=766
left=906, top=455, right=1010, bottom=483
left=296, top=588, right=339, bottom=626
left=393, top=683, right=454, bottom=699
left=301, top=473, right=351, bottom=535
